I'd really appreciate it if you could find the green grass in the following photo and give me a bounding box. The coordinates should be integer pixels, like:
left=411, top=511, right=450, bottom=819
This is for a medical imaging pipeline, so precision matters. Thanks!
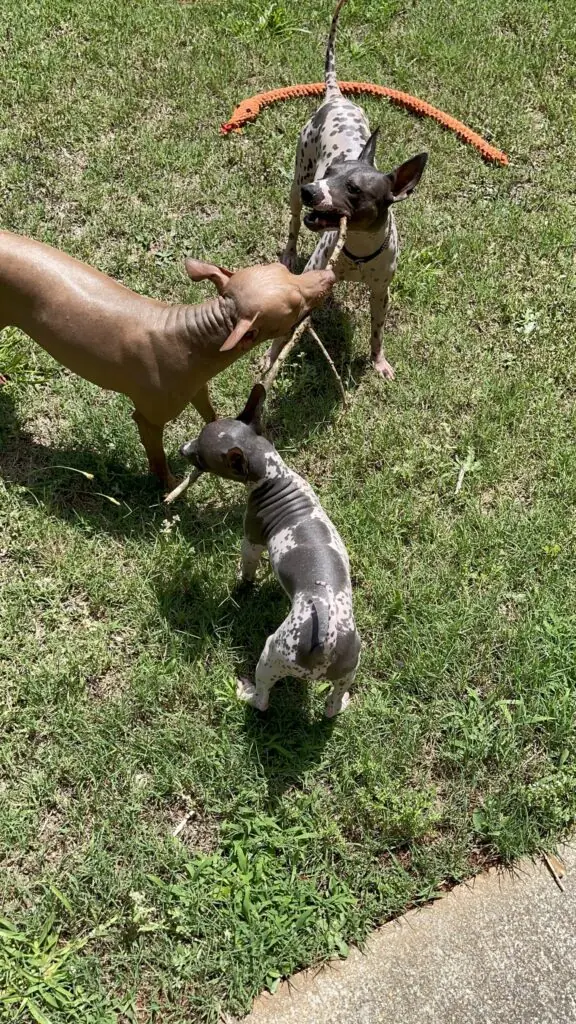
left=0, top=0, right=575, bottom=1020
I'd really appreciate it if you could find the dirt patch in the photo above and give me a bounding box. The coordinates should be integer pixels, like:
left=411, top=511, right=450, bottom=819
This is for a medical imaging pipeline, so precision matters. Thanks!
left=480, top=476, right=535, bottom=515
left=161, top=799, right=220, bottom=855
left=86, top=668, right=126, bottom=702
left=37, top=807, right=71, bottom=869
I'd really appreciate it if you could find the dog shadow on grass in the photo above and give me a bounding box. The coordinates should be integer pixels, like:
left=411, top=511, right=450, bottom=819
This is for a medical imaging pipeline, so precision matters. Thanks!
left=231, top=578, right=337, bottom=803
left=158, top=564, right=336, bottom=802
left=0, top=386, right=246, bottom=545
left=240, top=685, right=337, bottom=806
left=2, top=376, right=338, bottom=801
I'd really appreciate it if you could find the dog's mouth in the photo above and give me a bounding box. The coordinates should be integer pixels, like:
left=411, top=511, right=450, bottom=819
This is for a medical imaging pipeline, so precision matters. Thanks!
left=180, top=443, right=207, bottom=472
left=303, top=209, right=343, bottom=232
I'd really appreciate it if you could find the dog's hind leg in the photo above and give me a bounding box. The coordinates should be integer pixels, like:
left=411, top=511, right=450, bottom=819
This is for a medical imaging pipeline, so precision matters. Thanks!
left=237, top=634, right=285, bottom=712
left=132, top=408, right=175, bottom=488
left=324, top=668, right=356, bottom=718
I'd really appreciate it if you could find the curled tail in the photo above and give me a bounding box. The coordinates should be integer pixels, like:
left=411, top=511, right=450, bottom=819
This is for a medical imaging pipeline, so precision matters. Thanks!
left=325, top=0, right=350, bottom=101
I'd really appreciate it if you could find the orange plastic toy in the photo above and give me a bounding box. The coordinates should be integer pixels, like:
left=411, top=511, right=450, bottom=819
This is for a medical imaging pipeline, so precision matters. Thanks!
left=221, top=80, right=508, bottom=167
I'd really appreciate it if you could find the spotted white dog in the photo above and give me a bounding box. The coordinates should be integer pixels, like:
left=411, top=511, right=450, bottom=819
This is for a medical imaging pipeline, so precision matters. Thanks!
left=274, top=0, right=428, bottom=379
left=180, top=384, right=360, bottom=717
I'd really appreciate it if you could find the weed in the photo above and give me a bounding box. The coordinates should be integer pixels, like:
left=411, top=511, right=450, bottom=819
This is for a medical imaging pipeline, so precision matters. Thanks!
left=0, top=912, right=117, bottom=1023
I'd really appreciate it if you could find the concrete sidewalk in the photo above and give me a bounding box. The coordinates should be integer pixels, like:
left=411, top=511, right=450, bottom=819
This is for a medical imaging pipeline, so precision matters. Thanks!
left=244, top=846, right=576, bottom=1024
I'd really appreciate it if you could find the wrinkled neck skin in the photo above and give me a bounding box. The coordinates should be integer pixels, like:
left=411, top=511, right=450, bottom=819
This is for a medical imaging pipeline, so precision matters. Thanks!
left=245, top=446, right=316, bottom=543
left=343, top=208, right=395, bottom=259
left=176, top=294, right=236, bottom=351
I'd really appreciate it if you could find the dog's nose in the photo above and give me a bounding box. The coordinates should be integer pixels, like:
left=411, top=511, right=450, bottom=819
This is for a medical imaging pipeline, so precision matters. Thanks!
left=301, top=183, right=316, bottom=205
left=180, top=439, right=196, bottom=459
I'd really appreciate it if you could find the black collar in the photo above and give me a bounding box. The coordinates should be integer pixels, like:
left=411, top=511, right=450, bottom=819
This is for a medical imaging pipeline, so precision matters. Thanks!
left=342, top=239, right=388, bottom=265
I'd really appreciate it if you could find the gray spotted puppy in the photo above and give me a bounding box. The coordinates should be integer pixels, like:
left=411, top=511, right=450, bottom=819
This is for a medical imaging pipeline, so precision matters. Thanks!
left=276, top=0, right=428, bottom=379
left=180, top=383, right=360, bottom=717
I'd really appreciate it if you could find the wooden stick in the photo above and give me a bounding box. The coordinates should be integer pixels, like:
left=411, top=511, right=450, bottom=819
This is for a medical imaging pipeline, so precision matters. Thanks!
left=306, top=324, right=347, bottom=406
left=164, top=467, right=202, bottom=505
left=543, top=851, right=566, bottom=892
left=261, top=314, right=310, bottom=391
left=261, top=217, right=348, bottom=392
left=172, top=811, right=194, bottom=838
left=327, top=215, right=349, bottom=270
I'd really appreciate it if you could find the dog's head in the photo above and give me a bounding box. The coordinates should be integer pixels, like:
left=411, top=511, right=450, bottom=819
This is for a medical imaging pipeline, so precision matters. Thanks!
left=180, top=383, right=269, bottom=483
left=185, top=260, right=335, bottom=353
left=301, top=131, right=428, bottom=234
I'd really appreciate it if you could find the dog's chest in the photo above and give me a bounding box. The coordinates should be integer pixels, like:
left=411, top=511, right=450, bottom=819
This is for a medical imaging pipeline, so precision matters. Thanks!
left=308, top=217, right=399, bottom=285
left=336, top=224, right=399, bottom=284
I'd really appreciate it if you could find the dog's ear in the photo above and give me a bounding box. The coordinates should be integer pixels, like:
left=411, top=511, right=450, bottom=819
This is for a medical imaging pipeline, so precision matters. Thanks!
left=226, top=446, right=248, bottom=477
left=220, top=315, right=259, bottom=352
left=185, top=258, right=234, bottom=294
left=359, top=128, right=380, bottom=166
left=388, top=152, right=428, bottom=202
left=236, top=382, right=266, bottom=433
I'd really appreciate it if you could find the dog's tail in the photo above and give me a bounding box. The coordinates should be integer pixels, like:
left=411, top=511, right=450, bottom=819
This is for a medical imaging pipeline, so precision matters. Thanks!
left=302, top=583, right=337, bottom=667
left=324, top=0, right=349, bottom=101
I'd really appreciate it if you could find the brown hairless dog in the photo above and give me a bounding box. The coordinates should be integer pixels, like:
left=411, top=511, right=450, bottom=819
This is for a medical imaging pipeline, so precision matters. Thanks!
left=0, top=231, right=335, bottom=488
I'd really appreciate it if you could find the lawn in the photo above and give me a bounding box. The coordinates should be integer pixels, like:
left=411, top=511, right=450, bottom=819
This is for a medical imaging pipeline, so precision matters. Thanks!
left=1, top=0, right=575, bottom=1020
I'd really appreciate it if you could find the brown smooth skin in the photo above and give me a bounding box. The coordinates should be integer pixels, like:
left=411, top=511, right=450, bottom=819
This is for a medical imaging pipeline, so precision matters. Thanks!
left=0, top=232, right=335, bottom=487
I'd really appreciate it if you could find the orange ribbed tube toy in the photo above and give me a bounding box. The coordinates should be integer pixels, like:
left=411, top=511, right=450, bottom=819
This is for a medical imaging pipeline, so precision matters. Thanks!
left=221, top=81, right=508, bottom=167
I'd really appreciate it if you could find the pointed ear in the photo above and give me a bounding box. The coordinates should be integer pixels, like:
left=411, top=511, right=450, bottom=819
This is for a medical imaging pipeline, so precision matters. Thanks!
left=359, top=128, right=380, bottom=166
left=219, top=314, right=259, bottom=353
left=236, top=382, right=266, bottom=433
left=185, top=258, right=234, bottom=294
left=388, top=152, right=428, bottom=202
left=226, top=446, right=248, bottom=477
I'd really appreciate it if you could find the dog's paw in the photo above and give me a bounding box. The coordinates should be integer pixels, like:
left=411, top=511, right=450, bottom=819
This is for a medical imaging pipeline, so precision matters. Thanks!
left=162, top=472, right=179, bottom=497
left=236, top=677, right=269, bottom=711
left=372, top=355, right=395, bottom=380
left=324, top=690, right=351, bottom=718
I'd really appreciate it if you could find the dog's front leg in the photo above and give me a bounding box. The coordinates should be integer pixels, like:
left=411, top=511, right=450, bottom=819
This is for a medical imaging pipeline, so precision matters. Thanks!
left=281, top=183, right=303, bottom=272
left=240, top=537, right=265, bottom=582
left=369, top=286, right=394, bottom=379
left=258, top=334, right=287, bottom=374
left=132, top=409, right=175, bottom=489
left=324, top=669, right=356, bottom=718
left=191, top=384, right=217, bottom=423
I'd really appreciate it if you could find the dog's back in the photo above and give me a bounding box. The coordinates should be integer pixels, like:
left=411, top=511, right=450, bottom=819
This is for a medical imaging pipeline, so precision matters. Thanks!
left=294, top=0, right=369, bottom=184
left=247, top=460, right=359, bottom=681
left=281, top=0, right=370, bottom=272
left=280, top=0, right=427, bottom=381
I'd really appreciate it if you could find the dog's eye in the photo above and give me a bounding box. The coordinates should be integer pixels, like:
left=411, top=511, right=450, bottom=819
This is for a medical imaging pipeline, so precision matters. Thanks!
left=347, top=182, right=361, bottom=195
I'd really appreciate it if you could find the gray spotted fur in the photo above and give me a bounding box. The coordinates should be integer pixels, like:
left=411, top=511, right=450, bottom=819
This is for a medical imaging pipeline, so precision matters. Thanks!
left=180, top=386, right=360, bottom=717
left=278, top=0, right=427, bottom=380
